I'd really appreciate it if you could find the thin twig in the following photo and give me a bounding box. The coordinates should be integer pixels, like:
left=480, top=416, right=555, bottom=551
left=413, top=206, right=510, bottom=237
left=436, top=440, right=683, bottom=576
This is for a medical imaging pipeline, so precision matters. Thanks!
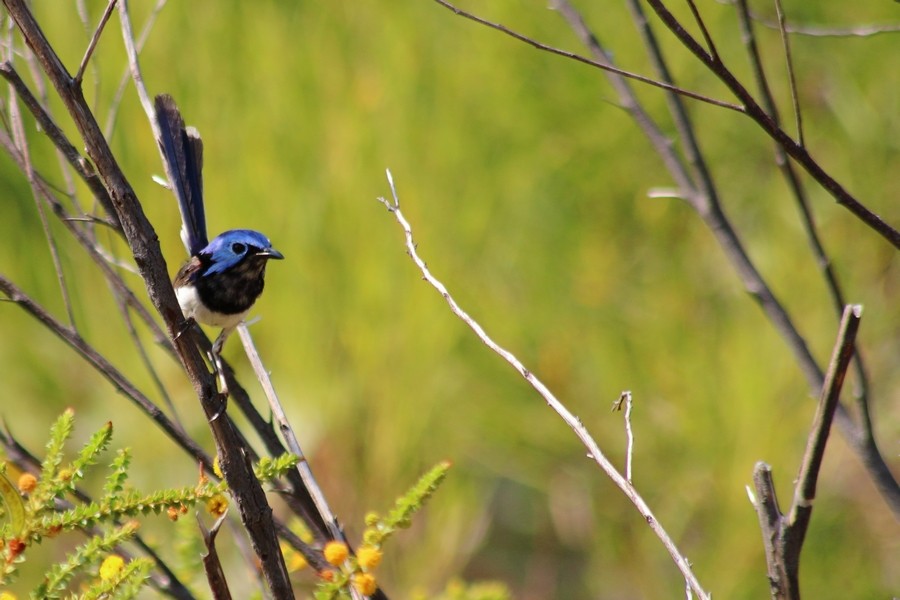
left=378, top=170, right=709, bottom=599
left=7, top=84, right=77, bottom=328
left=772, top=0, right=803, bottom=147
left=552, top=0, right=899, bottom=516
left=714, top=1, right=900, bottom=37
left=104, top=0, right=167, bottom=138
left=236, top=325, right=345, bottom=542
left=612, top=391, right=634, bottom=484
left=116, top=0, right=156, bottom=130
left=0, top=61, right=119, bottom=229
left=639, top=0, right=900, bottom=249
left=234, top=326, right=378, bottom=598
left=432, top=0, right=743, bottom=113
left=74, top=0, right=118, bottom=85
left=198, top=512, right=233, bottom=600
left=684, top=0, right=719, bottom=60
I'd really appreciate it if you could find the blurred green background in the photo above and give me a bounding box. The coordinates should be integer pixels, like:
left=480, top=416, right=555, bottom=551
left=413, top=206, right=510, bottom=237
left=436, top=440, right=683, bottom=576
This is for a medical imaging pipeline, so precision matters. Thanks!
left=1, top=0, right=898, bottom=597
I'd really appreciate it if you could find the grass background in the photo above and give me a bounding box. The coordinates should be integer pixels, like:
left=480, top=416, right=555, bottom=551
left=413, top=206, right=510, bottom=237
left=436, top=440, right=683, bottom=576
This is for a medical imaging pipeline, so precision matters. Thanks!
left=1, top=0, right=898, bottom=597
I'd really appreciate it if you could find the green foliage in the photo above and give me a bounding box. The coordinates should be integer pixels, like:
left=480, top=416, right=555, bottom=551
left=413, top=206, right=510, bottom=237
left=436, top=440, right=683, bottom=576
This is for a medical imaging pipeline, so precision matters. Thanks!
left=364, top=460, right=451, bottom=545
left=314, top=462, right=453, bottom=599
left=0, top=410, right=298, bottom=597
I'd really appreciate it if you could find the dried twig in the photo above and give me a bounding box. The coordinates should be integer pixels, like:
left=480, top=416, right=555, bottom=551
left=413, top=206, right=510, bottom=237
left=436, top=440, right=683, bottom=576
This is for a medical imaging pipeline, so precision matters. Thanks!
left=236, top=325, right=345, bottom=542
left=74, top=0, right=117, bottom=85
left=432, top=0, right=742, bottom=112
left=378, top=170, right=709, bottom=599
left=613, top=391, right=635, bottom=484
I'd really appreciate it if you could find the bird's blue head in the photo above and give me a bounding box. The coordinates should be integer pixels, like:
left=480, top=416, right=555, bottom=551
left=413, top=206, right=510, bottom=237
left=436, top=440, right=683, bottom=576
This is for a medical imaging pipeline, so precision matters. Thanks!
left=199, top=229, right=284, bottom=277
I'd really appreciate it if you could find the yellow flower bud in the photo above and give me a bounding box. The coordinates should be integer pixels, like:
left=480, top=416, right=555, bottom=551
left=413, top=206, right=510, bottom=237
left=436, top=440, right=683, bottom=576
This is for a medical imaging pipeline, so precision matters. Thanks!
left=357, top=545, right=383, bottom=570
left=99, top=555, right=125, bottom=580
left=323, top=540, right=349, bottom=566
left=353, top=572, right=378, bottom=596
left=17, top=473, right=37, bottom=493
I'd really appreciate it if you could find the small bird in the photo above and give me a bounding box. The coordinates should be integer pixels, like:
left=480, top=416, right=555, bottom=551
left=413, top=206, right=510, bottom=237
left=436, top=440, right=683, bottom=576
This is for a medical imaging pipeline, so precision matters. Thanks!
left=155, top=94, right=283, bottom=358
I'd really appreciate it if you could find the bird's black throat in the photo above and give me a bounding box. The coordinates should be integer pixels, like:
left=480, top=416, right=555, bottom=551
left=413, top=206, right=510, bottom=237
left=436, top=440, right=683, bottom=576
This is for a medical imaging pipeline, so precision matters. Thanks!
left=186, top=255, right=270, bottom=316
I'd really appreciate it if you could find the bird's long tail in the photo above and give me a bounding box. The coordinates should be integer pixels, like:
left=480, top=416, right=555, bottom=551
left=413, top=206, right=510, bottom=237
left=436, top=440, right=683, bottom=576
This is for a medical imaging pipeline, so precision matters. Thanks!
left=155, top=94, right=208, bottom=256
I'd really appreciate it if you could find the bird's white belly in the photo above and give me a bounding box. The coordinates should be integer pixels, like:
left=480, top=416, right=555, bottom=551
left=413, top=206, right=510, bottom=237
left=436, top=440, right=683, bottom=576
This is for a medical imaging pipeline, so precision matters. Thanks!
left=176, top=285, right=248, bottom=329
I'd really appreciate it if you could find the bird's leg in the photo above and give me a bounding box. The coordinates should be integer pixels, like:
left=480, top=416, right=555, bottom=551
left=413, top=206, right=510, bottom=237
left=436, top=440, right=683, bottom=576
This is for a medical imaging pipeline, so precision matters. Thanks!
left=208, top=327, right=235, bottom=413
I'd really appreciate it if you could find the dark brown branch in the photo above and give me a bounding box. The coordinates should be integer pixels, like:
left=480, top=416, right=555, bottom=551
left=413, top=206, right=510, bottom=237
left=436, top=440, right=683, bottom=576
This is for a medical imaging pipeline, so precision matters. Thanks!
left=432, top=0, right=743, bottom=112
left=74, top=0, right=117, bottom=85
left=2, top=1, right=293, bottom=595
left=772, top=0, right=803, bottom=147
left=438, top=0, right=899, bottom=247
left=640, top=0, right=900, bottom=249
left=752, top=304, right=863, bottom=600
left=198, top=513, right=233, bottom=600
left=790, top=305, right=862, bottom=530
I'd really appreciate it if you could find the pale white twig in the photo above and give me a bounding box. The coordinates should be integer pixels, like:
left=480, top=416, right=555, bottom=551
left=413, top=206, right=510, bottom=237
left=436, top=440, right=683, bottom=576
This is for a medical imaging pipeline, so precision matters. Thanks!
left=116, top=0, right=159, bottom=136
left=377, top=169, right=710, bottom=600
left=236, top=324, right=363, bottom=600
left=613, top=391, right=635, bottom=483
left=104, top=0, right=167, bottom=138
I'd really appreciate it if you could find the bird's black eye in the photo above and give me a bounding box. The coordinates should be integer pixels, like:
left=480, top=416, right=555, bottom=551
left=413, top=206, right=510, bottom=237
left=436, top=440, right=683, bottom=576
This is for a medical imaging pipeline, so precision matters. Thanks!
left=231, top=242, right=247, bottom=254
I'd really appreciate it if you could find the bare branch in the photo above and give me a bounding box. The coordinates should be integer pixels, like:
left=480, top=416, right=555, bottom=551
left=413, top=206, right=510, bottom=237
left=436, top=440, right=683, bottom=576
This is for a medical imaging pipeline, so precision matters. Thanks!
left=639, top=0, right=900, bottom=249
left=0, top=61, right=119, bottom=228
left=7, top=83, right=76, bottom=328
left=612, top=391, right=634, bottom=484
left=772, top=0, right=804, bottom=147
left=198, top=512, right=233, bottom=600
left=236, top=325, right=345, bottom=541
left=433, top=0, right=743, bottom=112
left=74, top=0, right=117, bottom=85
left=378, top=170, right=710, bottom=599
left=790, top=305, right=862, bottom=531
left=751, top=304, right=863, bottom=600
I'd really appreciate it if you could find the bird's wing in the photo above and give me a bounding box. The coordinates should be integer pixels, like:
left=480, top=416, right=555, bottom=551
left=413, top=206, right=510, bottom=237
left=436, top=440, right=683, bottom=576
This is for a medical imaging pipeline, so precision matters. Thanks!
left=155, top=94, right=208, bottom=256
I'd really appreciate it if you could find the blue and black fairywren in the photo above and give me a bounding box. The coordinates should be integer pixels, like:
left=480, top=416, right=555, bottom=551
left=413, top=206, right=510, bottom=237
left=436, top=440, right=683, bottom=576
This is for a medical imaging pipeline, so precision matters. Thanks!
left=155, top=94, right=283, bottom=357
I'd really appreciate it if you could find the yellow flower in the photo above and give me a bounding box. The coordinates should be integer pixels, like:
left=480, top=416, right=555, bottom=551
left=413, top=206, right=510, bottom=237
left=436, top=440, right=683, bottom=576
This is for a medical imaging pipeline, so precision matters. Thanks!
left=213, top=455, right=223, bottom=479
left=99, top=554, right=125, bottom=580
left=17, top=473, right=37, bottom=493
left=357, top=545, right=383, bottom=570
left=323, top=541, right=349, bottom=566
left=206, top=493, right=228, bottom=516
left=353, top=572, right=378, bottom=596
left=0, top=591, right=19, bottom=600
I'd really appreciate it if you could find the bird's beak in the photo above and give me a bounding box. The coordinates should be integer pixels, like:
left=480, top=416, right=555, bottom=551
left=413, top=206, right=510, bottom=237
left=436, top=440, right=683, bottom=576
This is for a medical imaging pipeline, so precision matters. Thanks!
left=258, top=247, right=284, bottom=260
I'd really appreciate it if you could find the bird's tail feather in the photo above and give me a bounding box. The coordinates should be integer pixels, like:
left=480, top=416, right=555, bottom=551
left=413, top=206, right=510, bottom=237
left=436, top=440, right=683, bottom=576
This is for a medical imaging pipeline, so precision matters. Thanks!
left=155, top=94, right=207, bottom=256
